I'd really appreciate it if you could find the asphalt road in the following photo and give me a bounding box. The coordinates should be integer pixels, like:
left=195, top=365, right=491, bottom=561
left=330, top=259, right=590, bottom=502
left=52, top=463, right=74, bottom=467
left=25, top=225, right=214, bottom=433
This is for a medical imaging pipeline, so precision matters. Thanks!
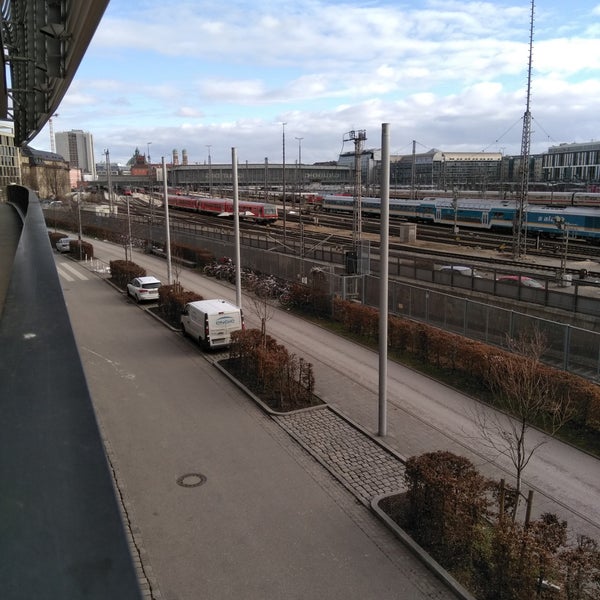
left=120, top=244, right=599, bottom=529
left=66, top=239, right=600, bottom=535
left=56, top=250, right=458, bottom=600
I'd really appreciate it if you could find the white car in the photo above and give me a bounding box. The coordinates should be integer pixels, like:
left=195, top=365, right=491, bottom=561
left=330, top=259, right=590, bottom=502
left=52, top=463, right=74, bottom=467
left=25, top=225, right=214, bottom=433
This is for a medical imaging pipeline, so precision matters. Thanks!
left=127, top=276, right=162, bottom=302
left=55, top=237, right=74, bottom=253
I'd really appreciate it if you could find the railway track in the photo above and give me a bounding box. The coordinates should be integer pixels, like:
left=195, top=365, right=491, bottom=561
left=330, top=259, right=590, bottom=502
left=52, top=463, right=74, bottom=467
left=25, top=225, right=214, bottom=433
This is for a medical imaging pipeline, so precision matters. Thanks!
left=125, top=196, right=600, bottom=278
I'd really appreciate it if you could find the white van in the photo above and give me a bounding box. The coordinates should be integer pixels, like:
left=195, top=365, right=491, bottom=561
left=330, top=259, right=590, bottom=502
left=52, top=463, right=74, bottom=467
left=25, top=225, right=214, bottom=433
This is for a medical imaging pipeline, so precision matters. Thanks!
left=180, top=299, right=244, bottom=350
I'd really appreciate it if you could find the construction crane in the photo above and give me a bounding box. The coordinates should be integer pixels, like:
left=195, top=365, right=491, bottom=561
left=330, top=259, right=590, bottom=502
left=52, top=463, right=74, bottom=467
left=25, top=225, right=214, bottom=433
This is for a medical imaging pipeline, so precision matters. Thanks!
left=513, top=0, right=535, bottom=260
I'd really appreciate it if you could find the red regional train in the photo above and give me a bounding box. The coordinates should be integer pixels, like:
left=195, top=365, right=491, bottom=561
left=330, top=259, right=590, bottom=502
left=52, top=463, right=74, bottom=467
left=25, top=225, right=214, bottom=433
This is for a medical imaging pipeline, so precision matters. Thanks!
left=167, top=195, right=279, bottom=224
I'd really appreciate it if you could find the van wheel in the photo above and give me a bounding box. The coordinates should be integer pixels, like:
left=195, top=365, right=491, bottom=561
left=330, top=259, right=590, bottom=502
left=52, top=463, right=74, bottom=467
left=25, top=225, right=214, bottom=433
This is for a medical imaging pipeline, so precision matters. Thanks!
left=181, top=324, right=187, bottom=337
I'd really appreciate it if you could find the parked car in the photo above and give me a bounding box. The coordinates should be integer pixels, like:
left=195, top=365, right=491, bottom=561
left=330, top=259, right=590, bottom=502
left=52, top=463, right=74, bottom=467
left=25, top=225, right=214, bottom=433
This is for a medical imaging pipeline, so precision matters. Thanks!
left=55, top=237, right=74, bottom=253
left=439, top=265, right=482, bottom=278
left=180, top=299, right=244, bottom=350
left=126, top=276, right=162, bottom=302
left=496, top=275, right=545, bottom=289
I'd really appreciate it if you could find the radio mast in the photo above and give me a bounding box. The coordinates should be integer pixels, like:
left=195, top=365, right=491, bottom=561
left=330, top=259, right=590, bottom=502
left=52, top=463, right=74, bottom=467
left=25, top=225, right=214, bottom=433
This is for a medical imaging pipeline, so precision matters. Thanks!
left=513, top=0, right=535, bottom=259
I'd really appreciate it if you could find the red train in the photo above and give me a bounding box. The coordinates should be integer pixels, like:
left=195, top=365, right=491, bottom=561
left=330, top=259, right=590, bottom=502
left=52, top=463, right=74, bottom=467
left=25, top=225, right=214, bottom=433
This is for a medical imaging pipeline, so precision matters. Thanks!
left=167, top=195, right=279, bottom=224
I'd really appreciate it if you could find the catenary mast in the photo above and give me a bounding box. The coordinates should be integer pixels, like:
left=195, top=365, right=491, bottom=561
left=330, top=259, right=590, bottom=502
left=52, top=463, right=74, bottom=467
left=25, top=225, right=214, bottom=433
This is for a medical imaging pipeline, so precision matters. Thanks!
left=513, top=0, right=535, bottom=259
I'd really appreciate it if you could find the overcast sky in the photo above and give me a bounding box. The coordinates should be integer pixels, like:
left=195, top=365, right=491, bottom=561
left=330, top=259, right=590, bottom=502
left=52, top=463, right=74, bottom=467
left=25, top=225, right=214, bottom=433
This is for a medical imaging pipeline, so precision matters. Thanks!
left=31, top=0, right=600, bottom=166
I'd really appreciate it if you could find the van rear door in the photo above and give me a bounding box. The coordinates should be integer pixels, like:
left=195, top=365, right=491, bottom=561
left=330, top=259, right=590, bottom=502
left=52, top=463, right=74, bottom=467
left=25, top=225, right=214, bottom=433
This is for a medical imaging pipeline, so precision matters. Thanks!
left=207, top=310, right=242, bottom=348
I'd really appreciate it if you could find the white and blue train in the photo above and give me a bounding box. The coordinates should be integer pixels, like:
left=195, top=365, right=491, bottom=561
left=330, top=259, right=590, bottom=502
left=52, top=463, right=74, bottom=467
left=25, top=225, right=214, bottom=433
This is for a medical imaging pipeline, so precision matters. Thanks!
left=321, top=195, right=600, bottom=242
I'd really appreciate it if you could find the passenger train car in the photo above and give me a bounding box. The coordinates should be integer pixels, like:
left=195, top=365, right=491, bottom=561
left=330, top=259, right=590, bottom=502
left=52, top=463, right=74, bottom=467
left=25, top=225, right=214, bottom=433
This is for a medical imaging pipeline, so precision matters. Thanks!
left=167, top=195, right=278, bottom=224
left=321, top=195, right=600, bottom=242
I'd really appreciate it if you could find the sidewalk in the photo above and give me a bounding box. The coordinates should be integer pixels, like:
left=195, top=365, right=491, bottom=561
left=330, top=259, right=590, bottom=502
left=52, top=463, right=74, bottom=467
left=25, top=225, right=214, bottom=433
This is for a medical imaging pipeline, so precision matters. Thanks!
left=58, top=255, right=465, bottom=600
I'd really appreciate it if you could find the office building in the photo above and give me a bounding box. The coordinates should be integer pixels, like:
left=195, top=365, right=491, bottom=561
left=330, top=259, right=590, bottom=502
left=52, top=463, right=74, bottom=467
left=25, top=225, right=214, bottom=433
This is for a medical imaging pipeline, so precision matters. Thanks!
left=55, top=129, right=97, bottom=181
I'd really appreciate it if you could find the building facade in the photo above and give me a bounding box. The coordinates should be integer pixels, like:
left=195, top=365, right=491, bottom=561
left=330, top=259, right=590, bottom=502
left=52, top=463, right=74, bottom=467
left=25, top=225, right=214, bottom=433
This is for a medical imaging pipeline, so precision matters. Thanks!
left=542, top=141, right=600, bottom=186
left=0, top=125, right=21, bottom=200
left=55, top=129, right=97, bottom=181
left=387, top=149, right=504, bottom=192
left=20, top=146, right=70, bottom=199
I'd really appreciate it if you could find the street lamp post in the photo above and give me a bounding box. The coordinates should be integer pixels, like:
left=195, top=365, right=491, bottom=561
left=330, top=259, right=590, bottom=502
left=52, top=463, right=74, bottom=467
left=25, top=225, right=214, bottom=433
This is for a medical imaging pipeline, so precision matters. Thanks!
left=147, top=141, right=153, bottom=225
left=77, top=188, right=83, bottom=260
left=281, top=122, right=287, bottom=246
left=295, top=136, right=304, bottom=270
left=104, top=149, right=113, bottom=214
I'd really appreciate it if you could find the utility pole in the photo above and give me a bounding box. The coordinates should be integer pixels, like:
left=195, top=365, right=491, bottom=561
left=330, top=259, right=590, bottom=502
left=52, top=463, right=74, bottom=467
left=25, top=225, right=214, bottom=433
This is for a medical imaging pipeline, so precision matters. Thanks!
left=104, top=149, right=113, bottom=215
left=295, top=136, right=304, bottom=272
left=295, top=136, right=303, bottom=200
left=344, top=129, right=367, bottom=252
left=147, top=141, right=153, bottom=224
left=513, top=0, right=535, bottom=260
left=410, top=139, right=416, bottom=200
left=281, top=123, right=287, bottom=246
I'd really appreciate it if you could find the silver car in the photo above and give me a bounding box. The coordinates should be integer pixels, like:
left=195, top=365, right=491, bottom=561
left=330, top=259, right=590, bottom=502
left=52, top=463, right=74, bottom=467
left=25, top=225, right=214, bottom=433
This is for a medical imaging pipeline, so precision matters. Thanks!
left=55, top=237, right=74, bottom=253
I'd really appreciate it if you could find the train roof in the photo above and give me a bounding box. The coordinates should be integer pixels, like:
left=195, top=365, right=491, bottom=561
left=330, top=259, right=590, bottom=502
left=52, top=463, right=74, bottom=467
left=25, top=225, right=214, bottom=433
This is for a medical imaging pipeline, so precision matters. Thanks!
left=169, top=194, right=276, bottom=208
left=323, top=194, right=600, bottom=215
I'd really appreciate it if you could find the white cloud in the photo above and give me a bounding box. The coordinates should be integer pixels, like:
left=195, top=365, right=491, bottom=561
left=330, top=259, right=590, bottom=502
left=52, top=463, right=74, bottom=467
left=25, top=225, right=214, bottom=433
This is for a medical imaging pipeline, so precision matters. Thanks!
left=33, top=0, right=600, bottom=166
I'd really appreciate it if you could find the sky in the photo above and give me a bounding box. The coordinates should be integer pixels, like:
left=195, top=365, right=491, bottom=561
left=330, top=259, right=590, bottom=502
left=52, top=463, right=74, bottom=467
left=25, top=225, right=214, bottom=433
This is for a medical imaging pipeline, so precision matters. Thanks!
left=31, top=0, right=600, bottom=167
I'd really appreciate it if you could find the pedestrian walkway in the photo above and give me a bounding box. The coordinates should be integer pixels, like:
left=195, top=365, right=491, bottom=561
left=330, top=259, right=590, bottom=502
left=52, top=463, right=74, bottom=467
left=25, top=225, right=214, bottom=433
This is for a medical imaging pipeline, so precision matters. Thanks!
left=276, top=406, right=406, bottom=506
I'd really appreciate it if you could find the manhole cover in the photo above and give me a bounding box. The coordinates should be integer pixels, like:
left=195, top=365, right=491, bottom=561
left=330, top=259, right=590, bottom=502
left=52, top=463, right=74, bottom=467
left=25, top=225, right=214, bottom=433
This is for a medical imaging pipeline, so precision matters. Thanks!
left=176, top=473, right=207, bottom=488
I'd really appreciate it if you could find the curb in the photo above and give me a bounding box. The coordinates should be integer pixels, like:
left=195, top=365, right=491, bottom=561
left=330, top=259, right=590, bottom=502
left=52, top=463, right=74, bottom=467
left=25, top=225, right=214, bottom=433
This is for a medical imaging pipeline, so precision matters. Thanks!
left=371, top=494, right=477, bottom=600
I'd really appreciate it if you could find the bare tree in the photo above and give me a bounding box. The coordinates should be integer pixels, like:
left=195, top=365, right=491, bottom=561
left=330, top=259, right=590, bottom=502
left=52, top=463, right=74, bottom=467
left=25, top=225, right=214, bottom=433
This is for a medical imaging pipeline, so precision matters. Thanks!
left=472, top=330, right=572, bottom=520
left=248, top=292, right=275, bottom=348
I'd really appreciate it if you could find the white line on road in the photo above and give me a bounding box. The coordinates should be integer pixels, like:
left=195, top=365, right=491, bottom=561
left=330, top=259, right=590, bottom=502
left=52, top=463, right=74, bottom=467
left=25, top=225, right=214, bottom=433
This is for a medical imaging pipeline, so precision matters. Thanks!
left=59, top=262, right=89, bottom=280
left=56, top=267, right=75, bottom=282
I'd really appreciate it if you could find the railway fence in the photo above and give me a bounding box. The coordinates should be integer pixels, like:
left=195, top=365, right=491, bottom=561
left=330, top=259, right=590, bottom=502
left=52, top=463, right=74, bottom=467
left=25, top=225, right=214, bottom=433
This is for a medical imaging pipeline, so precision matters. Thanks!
left=51, top=209, right=600, bottom=382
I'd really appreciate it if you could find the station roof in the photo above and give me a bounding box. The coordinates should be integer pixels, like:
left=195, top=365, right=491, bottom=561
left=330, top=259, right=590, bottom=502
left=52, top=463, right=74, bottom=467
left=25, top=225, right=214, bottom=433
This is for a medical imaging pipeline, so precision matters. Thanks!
left=1, top=0, right=109, bottom=145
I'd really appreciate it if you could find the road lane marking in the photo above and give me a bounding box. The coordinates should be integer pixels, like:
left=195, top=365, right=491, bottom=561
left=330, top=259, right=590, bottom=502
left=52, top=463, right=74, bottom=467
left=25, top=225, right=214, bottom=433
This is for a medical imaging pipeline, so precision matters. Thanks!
left=56, top=266, right=75, bottom=282
left=60, top=262, right=89, bottom=280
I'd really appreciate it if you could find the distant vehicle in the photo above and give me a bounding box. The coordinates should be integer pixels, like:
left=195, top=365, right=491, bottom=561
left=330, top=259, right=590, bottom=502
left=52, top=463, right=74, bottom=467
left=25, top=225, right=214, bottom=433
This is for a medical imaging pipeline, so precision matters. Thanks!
left=180, top=299, right=244, bottom=350
left=320, top=194, right=600, bottom=243
left=167, top=195, right=279, bottom=224
left=439, top=265, right=482, bottom=278
left=496, top=275, right=545, bottom=289
left=55, top=237, right=74, bottom=253
left=127, top=276, right=162, bottom=302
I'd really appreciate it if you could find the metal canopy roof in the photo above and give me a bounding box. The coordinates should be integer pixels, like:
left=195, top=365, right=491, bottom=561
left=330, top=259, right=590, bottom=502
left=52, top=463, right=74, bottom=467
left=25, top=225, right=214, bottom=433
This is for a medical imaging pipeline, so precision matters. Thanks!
left=1, top=0, right=109, bottom=145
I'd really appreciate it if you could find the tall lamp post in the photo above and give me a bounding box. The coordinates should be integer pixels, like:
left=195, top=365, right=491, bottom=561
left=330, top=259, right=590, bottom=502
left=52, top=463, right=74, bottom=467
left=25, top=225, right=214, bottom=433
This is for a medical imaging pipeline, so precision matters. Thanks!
left=147, top=141, right=153, bottom=223
left=77, top=187, right=83, bottom=260
left=281, top=122, right=287, bottom=246
left=104, top=149, right=113, bottom=215
left=295, top=136, right=304, bottom=271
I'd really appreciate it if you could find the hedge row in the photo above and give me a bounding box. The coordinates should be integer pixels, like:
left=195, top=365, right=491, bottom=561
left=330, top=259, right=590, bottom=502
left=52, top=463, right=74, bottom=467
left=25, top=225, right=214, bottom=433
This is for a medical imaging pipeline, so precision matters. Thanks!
left=228, top=328, right=318, bottom=412
left=390, top=450, right=600, bottom=600
left=330, top=297, right=600, bottom=432
left=157, top=283, right=203, bottom=327
left=48, top=231, right=94, bottom=259
left=109, top=260, right=145, bottom=289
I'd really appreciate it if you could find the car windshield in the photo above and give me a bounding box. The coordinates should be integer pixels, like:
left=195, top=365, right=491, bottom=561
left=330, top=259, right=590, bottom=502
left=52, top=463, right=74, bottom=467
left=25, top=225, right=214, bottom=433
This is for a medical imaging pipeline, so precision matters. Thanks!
left=142, top=283, right=161, bottom=289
